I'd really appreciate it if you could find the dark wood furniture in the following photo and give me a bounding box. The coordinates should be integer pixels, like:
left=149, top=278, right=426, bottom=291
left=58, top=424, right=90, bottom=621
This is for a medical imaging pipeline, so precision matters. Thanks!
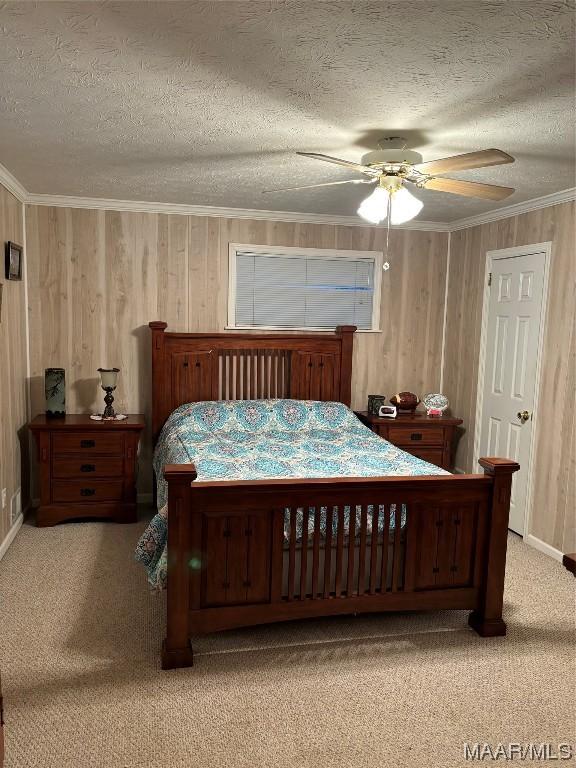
left=149, top=321, right=355, bottom=443
left=355, top=411, right=463, bottom=471
left=149, top=321, right=519, bottom=669
left=29, top=414, right=145, bottom=527
left=562, top=553, right=576, bottom=576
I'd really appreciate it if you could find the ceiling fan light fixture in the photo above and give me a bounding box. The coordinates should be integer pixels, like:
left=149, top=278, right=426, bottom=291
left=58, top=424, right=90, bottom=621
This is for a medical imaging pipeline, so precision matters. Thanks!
left=389, top=185, right=423, bottom=225
left=294, top=145, right=515, bottom=215
left=357, top=186, right=389, bottom=224
left=357, top=179, right=423, bottom=225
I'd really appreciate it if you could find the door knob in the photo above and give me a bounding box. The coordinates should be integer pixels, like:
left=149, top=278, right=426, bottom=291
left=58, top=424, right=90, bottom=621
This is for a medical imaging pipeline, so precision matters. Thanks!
left=517, top=410, right=531, bottom=424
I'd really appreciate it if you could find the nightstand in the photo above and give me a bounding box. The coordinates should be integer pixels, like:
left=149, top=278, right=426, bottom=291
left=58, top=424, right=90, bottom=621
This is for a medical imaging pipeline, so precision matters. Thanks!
left=355, top=411, right=463, bottom=471
left=29, top=414, right=145, bottom=527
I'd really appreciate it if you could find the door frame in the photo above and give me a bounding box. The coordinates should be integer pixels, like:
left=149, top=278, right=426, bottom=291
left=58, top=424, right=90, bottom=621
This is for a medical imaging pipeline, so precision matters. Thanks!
left=473, top=241, right=552, bottom=538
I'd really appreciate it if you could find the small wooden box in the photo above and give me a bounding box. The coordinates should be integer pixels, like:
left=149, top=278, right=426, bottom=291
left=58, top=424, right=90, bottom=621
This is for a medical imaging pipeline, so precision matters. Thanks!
left=29, top=415, right=145, bottom=526
left=354, top=411, right=463, bottom=471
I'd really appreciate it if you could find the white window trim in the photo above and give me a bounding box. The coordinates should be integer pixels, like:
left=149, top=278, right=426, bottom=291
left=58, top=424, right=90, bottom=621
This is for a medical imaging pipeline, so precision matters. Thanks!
left=227, top=243, right=383, bottom=332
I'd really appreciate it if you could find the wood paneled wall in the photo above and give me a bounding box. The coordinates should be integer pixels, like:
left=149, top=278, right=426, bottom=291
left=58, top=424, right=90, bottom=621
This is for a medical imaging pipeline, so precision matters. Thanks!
left=0, top=184, right=27, bottom=547
left=443, top=202, right=576, bottom=553
left=25, top=205, right=448, bottom=493
left=21, top=200, right=576, bottom=554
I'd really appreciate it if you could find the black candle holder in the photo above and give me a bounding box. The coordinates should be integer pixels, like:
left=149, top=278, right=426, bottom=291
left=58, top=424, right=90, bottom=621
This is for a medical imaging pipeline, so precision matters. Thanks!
left=102, top=387, right=116, bottom=419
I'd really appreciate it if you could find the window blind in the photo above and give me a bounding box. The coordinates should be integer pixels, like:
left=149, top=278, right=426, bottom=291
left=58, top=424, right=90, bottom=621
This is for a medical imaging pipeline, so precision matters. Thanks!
left=234, top=251, right=376, bottom=330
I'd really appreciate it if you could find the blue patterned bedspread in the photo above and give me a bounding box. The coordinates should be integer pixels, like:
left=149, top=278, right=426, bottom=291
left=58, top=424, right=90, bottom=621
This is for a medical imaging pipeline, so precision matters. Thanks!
left=135, top=399, right=448, bottom=589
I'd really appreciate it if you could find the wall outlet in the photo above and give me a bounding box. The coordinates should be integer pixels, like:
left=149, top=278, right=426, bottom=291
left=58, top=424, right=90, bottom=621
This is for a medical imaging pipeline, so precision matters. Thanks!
left=1, top=488, right=6, bottom=510
left=11, top=488, right=22, bottom=525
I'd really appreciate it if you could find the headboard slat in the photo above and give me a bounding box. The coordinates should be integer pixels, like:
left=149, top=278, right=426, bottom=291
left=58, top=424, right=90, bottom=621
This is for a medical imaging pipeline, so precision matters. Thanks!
left=149, top=323, right=357, bottom=444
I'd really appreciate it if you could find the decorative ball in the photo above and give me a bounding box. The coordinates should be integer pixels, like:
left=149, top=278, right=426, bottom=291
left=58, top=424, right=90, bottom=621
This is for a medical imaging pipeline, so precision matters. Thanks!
left=422, top=393, right=449, bottom=413
left=390, top=392, right=420, bottom=411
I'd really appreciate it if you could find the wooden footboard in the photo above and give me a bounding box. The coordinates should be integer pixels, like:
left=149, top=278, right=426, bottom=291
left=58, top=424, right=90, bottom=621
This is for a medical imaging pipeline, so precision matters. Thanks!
left=161, top=459, right=519, bottom=669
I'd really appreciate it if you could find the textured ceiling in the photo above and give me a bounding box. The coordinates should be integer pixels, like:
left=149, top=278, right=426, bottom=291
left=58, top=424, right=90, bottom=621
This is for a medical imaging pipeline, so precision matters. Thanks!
left=0, top=0, right=574, bottom=222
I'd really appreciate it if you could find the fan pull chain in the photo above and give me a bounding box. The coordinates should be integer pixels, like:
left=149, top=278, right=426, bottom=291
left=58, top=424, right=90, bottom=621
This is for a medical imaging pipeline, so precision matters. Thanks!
left=384, top=191, right=392, bottom=269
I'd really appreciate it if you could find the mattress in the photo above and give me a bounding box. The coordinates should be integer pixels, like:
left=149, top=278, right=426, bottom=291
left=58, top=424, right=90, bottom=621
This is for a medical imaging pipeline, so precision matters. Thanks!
left=135, top=399, right=448, bottom=590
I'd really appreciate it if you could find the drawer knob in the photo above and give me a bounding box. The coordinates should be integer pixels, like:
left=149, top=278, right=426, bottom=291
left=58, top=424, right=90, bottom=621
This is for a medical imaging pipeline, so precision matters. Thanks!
left=80, top=488, right=96, bottom=497
left=80, top=464, right=96, bottom=473
left=410, top=433, right=423, bottom=441
left=80, top=439, right=95, bottom=448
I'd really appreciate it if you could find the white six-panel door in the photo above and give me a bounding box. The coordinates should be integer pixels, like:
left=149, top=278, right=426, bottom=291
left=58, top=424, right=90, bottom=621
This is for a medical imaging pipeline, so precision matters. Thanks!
left=478, top=249, right=548, bottom=535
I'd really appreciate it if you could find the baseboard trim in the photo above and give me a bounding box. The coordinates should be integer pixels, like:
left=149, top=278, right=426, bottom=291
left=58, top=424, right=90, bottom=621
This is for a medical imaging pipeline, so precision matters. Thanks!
left=524, top=534, right=563, bottom=563
left=0, top=515, right=23, bottom=562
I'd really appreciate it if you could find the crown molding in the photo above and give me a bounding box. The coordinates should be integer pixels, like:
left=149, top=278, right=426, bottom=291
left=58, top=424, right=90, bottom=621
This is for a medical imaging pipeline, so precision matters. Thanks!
left=0, top=161, right=27, bottom=202
left=2, top=159, right=574, bottom=232
left=24, top=192, right=449, bottom=231
left=448, top=187, right=576, bottom=231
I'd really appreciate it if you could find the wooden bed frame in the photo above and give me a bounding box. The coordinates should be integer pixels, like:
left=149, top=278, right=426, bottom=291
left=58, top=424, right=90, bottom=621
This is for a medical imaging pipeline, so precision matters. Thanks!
left=149, top=321, right=519, bottom=669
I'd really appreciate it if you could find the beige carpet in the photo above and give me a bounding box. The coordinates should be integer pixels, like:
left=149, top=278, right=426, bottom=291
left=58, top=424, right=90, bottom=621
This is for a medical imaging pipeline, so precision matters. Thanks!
left=0, top=512, right=574, bottom=768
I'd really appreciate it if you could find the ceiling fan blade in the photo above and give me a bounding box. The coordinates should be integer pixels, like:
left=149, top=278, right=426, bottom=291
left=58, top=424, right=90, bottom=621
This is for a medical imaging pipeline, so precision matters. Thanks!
left=414, top=149, right=515, bottom=176
left=263, top=178, right=376, bottom=194
left=297, top=151, right=378, bottom=175
left=422, top=177, right=515, bottom=201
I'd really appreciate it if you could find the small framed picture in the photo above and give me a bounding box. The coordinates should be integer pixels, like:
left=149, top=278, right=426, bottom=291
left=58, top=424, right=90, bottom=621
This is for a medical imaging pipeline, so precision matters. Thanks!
left=5, top=241, right=23, bottom=281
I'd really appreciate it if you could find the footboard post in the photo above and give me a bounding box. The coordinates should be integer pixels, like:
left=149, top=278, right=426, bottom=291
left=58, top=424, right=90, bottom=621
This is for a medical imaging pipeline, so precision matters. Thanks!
left=469, top=457, right=520, bottom=637
left=162, top=464, right=197, bottom=670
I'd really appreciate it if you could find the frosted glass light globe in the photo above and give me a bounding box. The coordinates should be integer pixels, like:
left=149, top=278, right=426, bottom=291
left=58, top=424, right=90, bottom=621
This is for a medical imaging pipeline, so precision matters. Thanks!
left=357, top=187, right=389, bottom=224
left=389, top=186, right=423, bottom=224
left=357, top=183, right=423, bottom=225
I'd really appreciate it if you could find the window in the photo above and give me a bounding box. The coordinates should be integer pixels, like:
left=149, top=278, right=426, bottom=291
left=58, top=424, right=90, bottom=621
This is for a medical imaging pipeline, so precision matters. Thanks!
left=228, top=244, right=382, bottom=331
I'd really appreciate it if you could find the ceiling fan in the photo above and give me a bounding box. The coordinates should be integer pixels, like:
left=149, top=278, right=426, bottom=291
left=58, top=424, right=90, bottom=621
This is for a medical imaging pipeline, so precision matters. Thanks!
left=264, top=137, right=515, bottom=224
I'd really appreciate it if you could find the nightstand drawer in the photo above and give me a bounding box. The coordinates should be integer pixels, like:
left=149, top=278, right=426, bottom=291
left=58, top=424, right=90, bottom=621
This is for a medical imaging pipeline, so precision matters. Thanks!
left=52, top=456, right=124, bottom=479
left=52, top=432, right=124, bottom=456
left=404, top=447, right=444, bottom=467
left=52, top=480, right=124, bottom=503
left=385, top=426, right=445, bottom=446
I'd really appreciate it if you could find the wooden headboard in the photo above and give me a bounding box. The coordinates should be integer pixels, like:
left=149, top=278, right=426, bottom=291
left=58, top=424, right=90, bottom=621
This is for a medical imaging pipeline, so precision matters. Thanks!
left=149, top=322, right=356, bottom=443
